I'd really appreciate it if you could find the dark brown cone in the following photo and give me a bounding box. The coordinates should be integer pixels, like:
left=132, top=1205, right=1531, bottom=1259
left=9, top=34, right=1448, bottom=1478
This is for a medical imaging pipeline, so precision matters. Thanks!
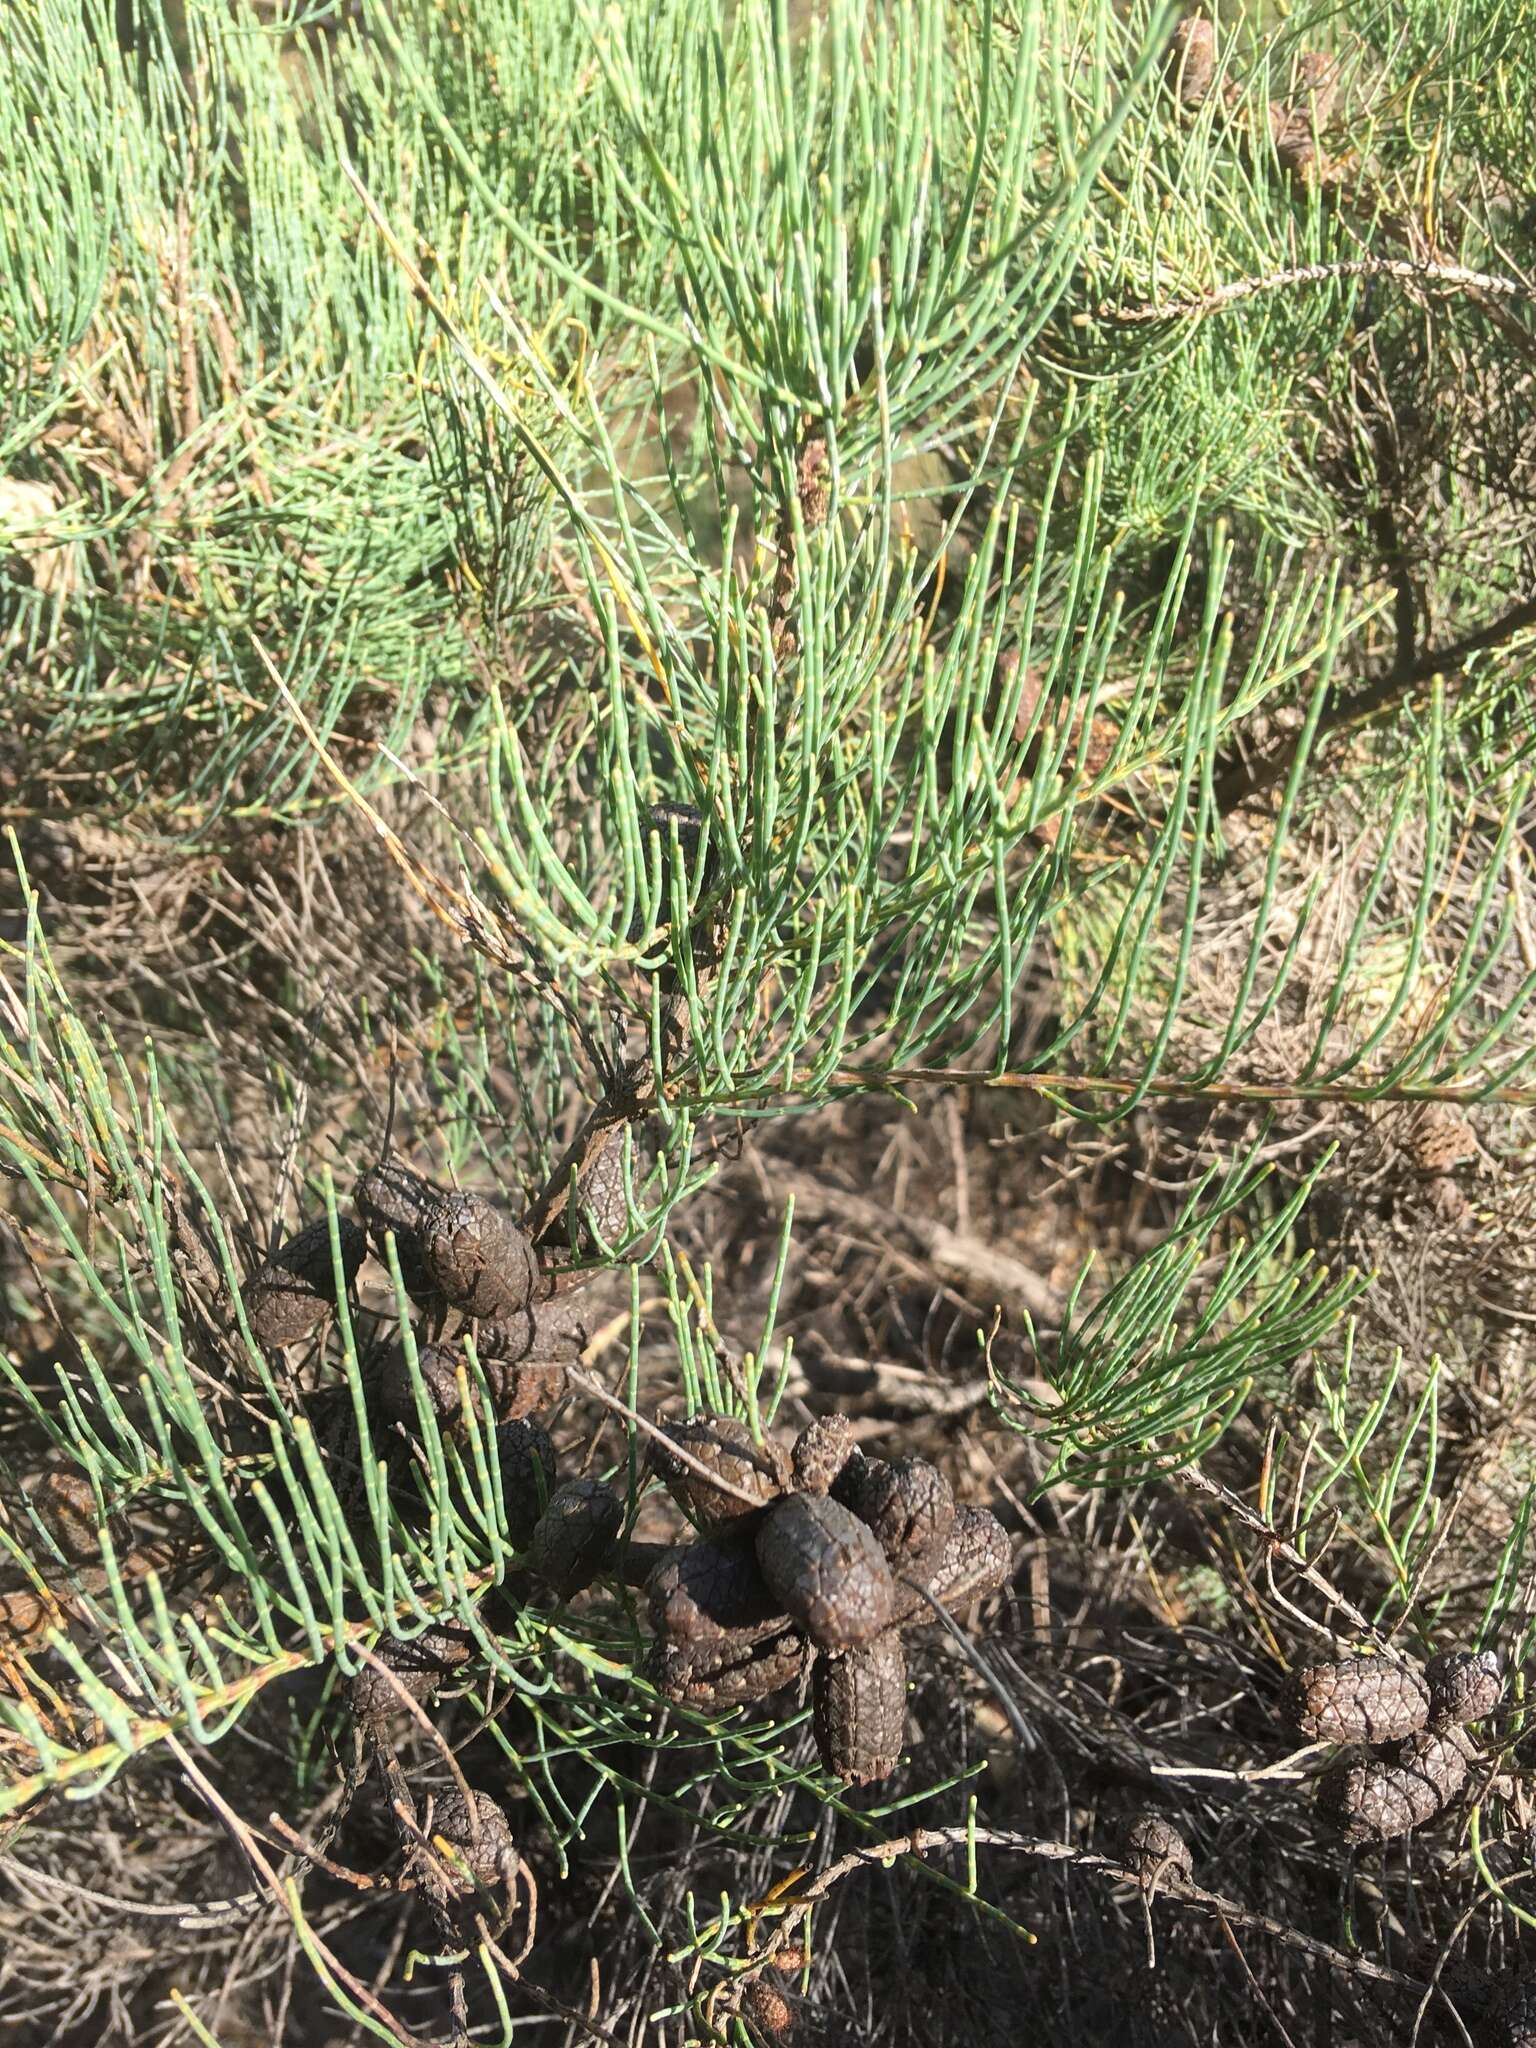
left=741, top=1976, right=797, bottom=2042
left=790, top=1415, right=857, bottom=1496
left=813, top=1631, right=907, bottom=1785
left=0, top=1588, right=53, bottom=1650
left=29, top=1471, right=100, bottom=1563
left=1292, top=49, right=1338, bottom=127
left=494, top=1418, right=558, bottom=1547
left=1269, top=106, right=1321, bottom=180
left=536, top=1136, right=634, bottom=1292
left=1317, top=1729, right=1468, bottom=1843
left=648, top=1623, right=809, bottom=1707
left=646, top=1534, right=786, bottom=1646
left=527, top=1478, right=623, bottom=1597
left=756, top=1493, right=894, bottom=1651
left=478, top=1291, right=588, bottom=1368
left=1427, top=1649, right=1502, bottom=1729
left=243, top=1215, right=366, bottom=1348
left=650, top=1414, right=790, bottom=1529
left=1124, top=1815, right=1193, bottom=1885
left=380, top=1341, right=474, bottom=1432
left=1396, top=1726, right=1472, bottom=1789
left=420, top=1190, right=536, bottom=1320
left=1489, top=1972, right=1536, bottom=2047
left=1166, top=15, right=1216, bottom=105
left=349, top=1624, right=475, bottom=1727
left=475, top=1298, right=581, bottom=1417
left=629, top=799, right=724, bottom=962
left=1279, top=1656, right=1430, bottom=1744
left=834, top=1455, right=955, bottom=1582
left=477, top=1310, right=540, bottom=1366
left=428, top=1788, right=516, bottom=1892
left=354, top=1160, right=442, bottom=1304
left=493, top=1359, right=570, bottom=1421
left=615, top=1539, right=676, bottom=1588
left=568, top=1138, right=627, bottom=1254
left=1432, top=1955, right=1495, bottom=2032
left=893, top=1504, right=1011, bottom=1623
left=167, top=1190, right=229, bottom=1317
left=1267, top=55, right=1335, bottom=184
left=380, top=1336, right=565, bottom=1434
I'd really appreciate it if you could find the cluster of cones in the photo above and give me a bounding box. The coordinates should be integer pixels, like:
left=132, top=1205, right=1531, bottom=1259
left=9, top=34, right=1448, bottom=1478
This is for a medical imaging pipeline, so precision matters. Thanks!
left=342, top=1416, right=624, bottom=1939
left=348, top=1622, right=525, bottom=1937
left=1167, top=14, right=1341, bottom=184
left=642, top=1412, right=1011, bottom=1784
left=238, top=1145, right=627, bottom=1433
left=1279, top=1648, right=1503, bottom=1843
left=1119, top=1649, right=1505, bottom=1913
left=336, top=1405, right=1012, bottom=1962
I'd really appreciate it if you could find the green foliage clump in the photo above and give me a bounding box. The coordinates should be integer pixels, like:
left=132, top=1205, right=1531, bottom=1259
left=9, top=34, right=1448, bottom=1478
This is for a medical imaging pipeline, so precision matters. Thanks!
left=3, top=0, right=1536, bottom=2040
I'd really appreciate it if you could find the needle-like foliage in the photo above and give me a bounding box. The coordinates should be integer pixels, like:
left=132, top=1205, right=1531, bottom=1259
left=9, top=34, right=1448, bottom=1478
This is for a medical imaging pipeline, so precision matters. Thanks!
left=4, top=0, right=1536, bottom=2041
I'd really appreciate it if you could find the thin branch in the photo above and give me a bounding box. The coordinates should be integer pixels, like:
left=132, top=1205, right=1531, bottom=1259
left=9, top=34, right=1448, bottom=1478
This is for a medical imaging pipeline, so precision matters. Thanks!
left=799, top=1065, right=1536, bottom=1110
left=1094, top=255, right=1534, bottom=328
left=1174, top=1464, right=1378, bottom=1642
left=0, top=1854, right=269, bottom=1932
left=1215, top=593, right=1536, bottom=810
left=747, top=1825, right=1423, bottom=1991
left=88, top=1640, right=427, bottom=2047
left=564, top=1366, right=776, bottom=1511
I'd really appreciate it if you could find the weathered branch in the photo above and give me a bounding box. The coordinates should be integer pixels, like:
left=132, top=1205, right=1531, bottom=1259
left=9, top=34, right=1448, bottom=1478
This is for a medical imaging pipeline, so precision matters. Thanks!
left=1094, top=255, right=1534, bottom=329
left=744, top=1824, right=1425, bottom=1991
left=1214, top=590, right=1536, bottom=812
